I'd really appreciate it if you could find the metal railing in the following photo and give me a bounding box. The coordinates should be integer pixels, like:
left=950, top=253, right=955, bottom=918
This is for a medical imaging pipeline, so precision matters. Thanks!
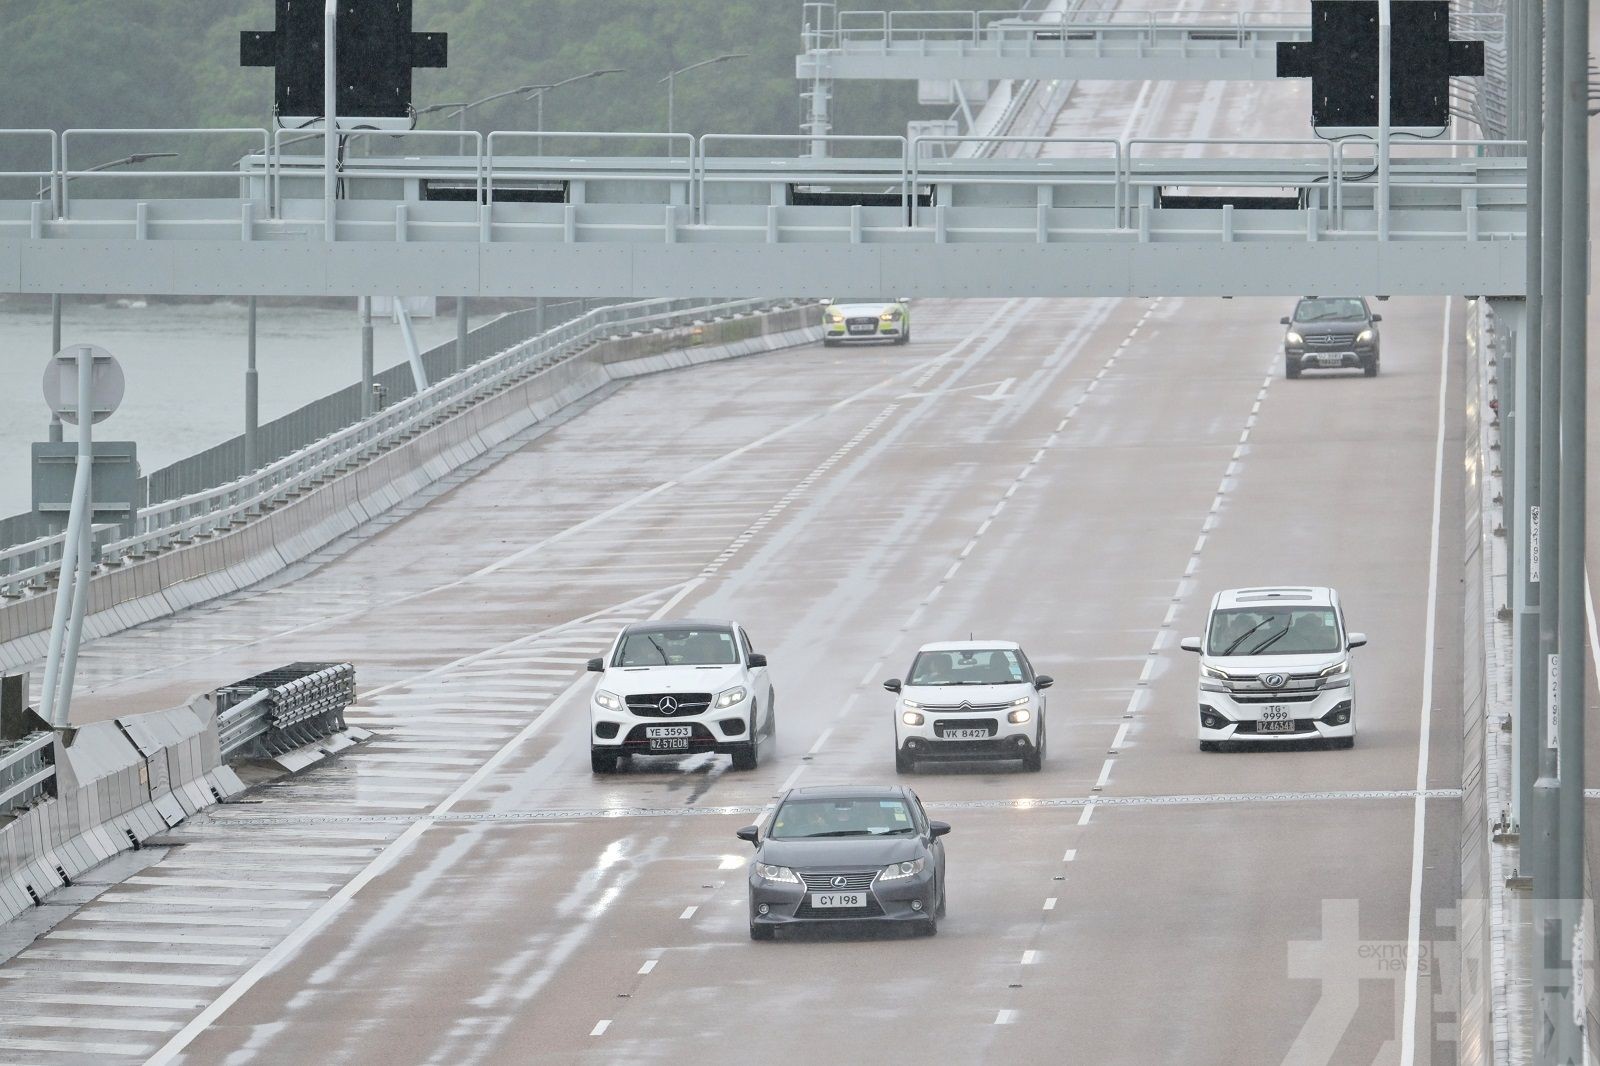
left=215, top=662, right=355, bottom=761
left=0, top=732, right=54, bottom=813
left=823, top=7, right=1311, bottom=47
left=0, top=296, right=794, bottom=597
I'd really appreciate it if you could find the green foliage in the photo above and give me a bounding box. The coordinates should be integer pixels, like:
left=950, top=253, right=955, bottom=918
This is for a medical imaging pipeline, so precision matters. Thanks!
left=0, top=1, right=969, bottom=144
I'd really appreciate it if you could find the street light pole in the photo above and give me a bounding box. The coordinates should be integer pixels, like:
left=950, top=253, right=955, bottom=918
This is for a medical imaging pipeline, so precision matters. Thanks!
left=661, top=54, right=750, bottom=137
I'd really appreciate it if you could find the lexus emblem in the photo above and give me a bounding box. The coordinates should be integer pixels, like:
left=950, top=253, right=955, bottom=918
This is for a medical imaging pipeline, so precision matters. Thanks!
left=1261, top=673, right=1287, bottom=690
left=831, top=875, right=849, bottom=889
left=658, top=696, right=679, bottom=716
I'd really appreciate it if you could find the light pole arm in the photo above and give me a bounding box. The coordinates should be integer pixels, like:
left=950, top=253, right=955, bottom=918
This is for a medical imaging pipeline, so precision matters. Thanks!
left=324, top=0, right=338, bottom=241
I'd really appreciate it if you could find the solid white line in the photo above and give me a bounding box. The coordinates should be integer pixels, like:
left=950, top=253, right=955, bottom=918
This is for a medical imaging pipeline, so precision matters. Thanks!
left=1021, top=950, right=1038, bottom=965
left=679, top=906, right=698, bottom=920
left=1585, top=571, right=1599, bottom=687
left=995, top=1010, right=1019, bottom=1025
left=1043, top=897, right=1057, bottom=911
left=1400, top=295, right=1451, bottom=1066
left=144, top=668, right=598, bottom=1066
left=590, top=1020, right=611, bottom=1037
left=1062, top=849, right=1077, bottom=862
left=638, top=960, right=657, bottom=976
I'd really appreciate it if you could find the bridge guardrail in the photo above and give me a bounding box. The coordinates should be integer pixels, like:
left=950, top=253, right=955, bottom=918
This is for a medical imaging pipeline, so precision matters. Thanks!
left=0, top=295, right=789, bottom=596
left=0, top=732, right=54, bottom=813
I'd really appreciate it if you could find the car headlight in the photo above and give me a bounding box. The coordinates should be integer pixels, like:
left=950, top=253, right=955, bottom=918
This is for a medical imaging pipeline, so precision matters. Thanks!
left=1285, top=330, right=1304, bottom=346
left=715, top=686, right=748, bottom=709
left=1317, top=659, right=1349, bottom=677
left=1200, top=663, right=1231, bottom=680
left=1008, top=696, right=1030, bottom=707
left=756, top=863, right=800, bottom=884
left=826, top=311, right=843, bottom=323
left=594, top=690, right=623, bottom=711
left=901, top=699, right=922, bottom=710
left=879, top=310, right=901, bottom=321
left=1007, top=708, right=1031, bottom=724
left=902, top=710, right=925, bottom=726
left=877, top=858, right=926, bottom=882
left=1357, top=329, right=1375, bottom=344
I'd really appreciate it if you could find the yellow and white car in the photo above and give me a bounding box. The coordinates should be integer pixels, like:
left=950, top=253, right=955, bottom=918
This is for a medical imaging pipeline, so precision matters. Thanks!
left=822, top=298, right=911, bottom=346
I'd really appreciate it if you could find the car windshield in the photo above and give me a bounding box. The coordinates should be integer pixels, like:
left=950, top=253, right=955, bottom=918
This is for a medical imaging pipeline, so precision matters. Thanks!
left=1206, top=607, right=1342, bottom=656
left=1294, top=298, right=1366, bottom=322
left=833, top=298, right=887, bottom=306
left=769, top=797, right=915, bottom=839
left=907, top=648, right=1026, bottom=686
left=614, top=627, right=738, bottom=667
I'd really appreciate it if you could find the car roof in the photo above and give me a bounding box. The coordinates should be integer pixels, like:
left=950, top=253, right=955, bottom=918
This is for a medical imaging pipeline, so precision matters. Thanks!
left=1213, top=586, right=1336, bottom=609
left=619, top=619, right=737, bottom=633
left=783, top=785, right=908, bottom=800
left=915, top=640, right=1021, bottom=652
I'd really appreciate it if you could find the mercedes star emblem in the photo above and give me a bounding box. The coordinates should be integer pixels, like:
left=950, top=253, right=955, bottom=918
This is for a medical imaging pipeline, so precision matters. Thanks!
left=658, top=696, right=679, bottom=716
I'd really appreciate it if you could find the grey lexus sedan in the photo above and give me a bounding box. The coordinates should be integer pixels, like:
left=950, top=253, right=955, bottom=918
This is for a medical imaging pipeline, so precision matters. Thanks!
left=737, top=785, right=949, bottom=940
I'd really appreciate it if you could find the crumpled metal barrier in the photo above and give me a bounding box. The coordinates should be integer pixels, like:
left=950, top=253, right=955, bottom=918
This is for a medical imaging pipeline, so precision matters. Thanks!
left=215, top=662, right=356, bottom=761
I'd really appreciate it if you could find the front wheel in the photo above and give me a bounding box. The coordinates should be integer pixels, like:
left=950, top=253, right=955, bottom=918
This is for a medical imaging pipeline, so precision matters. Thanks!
left=823, top=338, right=841, bottom=348
left=895, top=331, right=911, bottom=346
left=1285, top=358, right=1302, bottom=380
left=1022, top=719, right=1045, bottom=772
left=591, top=749, right=619, bottom=774
left=915, top=913, right=938, bottom=937
left=731, top=711, right=761, bottom=771
left=1363, top=357, right=1380, bottom=378
left=750, top=922, right=776, bottom=942
left=895, top=746, right=915, bottom=774
left=1331, top=736, right=1356, bottom=750
left=1198, top=740, right=1221, bottom=753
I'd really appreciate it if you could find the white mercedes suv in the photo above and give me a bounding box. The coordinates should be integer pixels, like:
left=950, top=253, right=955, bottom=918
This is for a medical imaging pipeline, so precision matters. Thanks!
left=884, top=641, right=1053, bottom=772
left=1180, top=587, right=1365, bottom=751
left=587, top=620, right=775, bottom=774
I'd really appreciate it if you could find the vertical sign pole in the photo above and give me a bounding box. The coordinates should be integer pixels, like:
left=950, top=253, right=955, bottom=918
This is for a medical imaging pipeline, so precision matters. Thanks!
left=48, top=296, right=63, bottom=443
left=360, top=297, right=374, bottom=418
left=245, top=296, right=259, bottom=472
left=323, top=0, right=338, bottom=242
left=1376, top=0, right=1391, bottom=241
left=54, top=347, right=97, bottom=725
left=1518, top=0, right=1544, bottom=832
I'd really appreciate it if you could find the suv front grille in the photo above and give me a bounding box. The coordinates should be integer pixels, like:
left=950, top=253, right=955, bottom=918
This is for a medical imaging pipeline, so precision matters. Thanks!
left=625, top=692, right=712, bottom=717
left=1302, top=331, right=1357, bottom=347
left=1228, top=691, right=1321, bottom=704
left=922, top=702, right=1012, bottom=713
left=800, top=871, right=878, bottom=892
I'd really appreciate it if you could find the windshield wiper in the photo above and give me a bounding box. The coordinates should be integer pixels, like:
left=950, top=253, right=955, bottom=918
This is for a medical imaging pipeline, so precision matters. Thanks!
left=1223, top=617, right=1274, bottom=655
left=1249, top=626, right=1290, bottom=655
left=801, top=829, right=878, bottom=838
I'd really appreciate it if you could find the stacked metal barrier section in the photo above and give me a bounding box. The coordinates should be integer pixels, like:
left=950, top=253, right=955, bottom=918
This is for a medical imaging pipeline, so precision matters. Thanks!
left=0, top=732, right=55, bottom=813
left=215, top=662, right=358, bottom=763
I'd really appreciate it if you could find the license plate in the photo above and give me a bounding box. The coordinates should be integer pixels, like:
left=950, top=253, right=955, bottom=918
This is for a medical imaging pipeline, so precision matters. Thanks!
left=645, top=726, right=692, bottom=738
left=1318, top=353, right=1348, bottom=367
left=1258, top=706, right=1294, bottom=733
left=848, top=324, right=874, bottom=334
left=941, top=728, right=990, bottom=740
left=810, top=892, right=866, bottom=908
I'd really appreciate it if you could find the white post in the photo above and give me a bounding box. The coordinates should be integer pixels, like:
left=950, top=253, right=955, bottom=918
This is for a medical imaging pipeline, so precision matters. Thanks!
left=42, top=347, right=96, bottom=726
left=324, top=0, right=339, bottom=242
left=1376, top=0, right=1391, bottom=241
left=394, top=299, right=429, bottom=391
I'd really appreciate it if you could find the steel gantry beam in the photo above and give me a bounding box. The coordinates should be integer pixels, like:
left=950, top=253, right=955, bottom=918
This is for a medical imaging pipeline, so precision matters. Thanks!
left=797, top=5, right=1311, bottom=83
left=0, top=129, right=1527, bottom=299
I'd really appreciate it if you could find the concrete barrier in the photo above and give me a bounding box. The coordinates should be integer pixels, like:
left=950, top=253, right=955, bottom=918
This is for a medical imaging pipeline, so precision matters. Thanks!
left=0, top=305, right=823, bottom=672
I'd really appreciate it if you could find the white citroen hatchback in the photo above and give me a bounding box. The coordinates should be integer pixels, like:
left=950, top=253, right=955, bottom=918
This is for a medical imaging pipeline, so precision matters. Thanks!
left=1181, top=587, right=1364, bottom=751
left=883, top=641, right=1053, bottom=772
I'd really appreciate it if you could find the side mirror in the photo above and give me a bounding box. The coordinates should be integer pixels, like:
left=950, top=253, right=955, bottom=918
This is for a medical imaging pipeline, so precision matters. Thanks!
left=897, top=297, right=911, bottom=305
left=586, top=657, right=605, bottom=672
left=748, top=653, right=768, bottom=668
left=1371, top=314, right=1382, bottom=322
left=1346, top=633, right=1367, bottom=649
left=821, top=298, right=833, bottom=306
left=883, top=679, right=902, bottom=693
left=929, top=821, right=951, bottom=838
left=1034, top=675, right=1054, bottom=691
left=1279, top=316, right=1291, bottom=325
left=1179, top=637, right=1203, bottom=653
left=735, top=825, right=761, bottom=846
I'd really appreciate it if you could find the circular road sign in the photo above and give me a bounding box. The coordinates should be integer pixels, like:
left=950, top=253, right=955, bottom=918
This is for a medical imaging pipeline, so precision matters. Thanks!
left=42, top=344, right=124, bottom=426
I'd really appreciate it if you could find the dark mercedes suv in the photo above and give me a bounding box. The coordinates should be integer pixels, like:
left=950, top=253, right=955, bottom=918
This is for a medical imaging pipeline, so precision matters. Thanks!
left=1281, top=297, right=1381, bottom=379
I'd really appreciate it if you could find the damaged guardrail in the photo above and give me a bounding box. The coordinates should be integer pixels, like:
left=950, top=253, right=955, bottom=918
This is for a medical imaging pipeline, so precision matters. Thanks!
left=215, top=661, right=358, bottom=764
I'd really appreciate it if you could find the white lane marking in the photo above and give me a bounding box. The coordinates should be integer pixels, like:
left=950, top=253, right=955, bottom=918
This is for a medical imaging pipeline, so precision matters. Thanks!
left=0, top=1014, right=180, bottom=1033
left=0, top=971, right=230, bottom=988
left=590, top=1020, right=612, bottom=1037
left=1585, top=571, right=1599, bottom=686
left=1021, top=950, right=1039, bottom=965
left=4, top=991, right=209, bottom=1010
left=807, top=728, right=834, bottom=756
left=71, top=912, right=293, bottom=929
left=638, top=960, right=657, bottom=976
left=46, top=931, right=274, bottom=948
left=1399, top=295, right=1452, bottom=1066
left=1062, top=849, right=1077, bottom=862
left=20, top=949, right=248, bottom=966
left=0, top=1036, right=155, bottom=1056
left=1043, top=897, right=1057, bottom=911
left=1110, top=723, right=1130, bottom=751
left=123, top=877, right=334, bottom=893
left=1077, top=803, right=1095, bottom=827
left=1093, top=760, right=1114, bottom=790
left=995, top=1010, right=1019, bottom=1025
left=144, top=667, right=599, bottom=1066
left=679, top=906, right=698, bottom=920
